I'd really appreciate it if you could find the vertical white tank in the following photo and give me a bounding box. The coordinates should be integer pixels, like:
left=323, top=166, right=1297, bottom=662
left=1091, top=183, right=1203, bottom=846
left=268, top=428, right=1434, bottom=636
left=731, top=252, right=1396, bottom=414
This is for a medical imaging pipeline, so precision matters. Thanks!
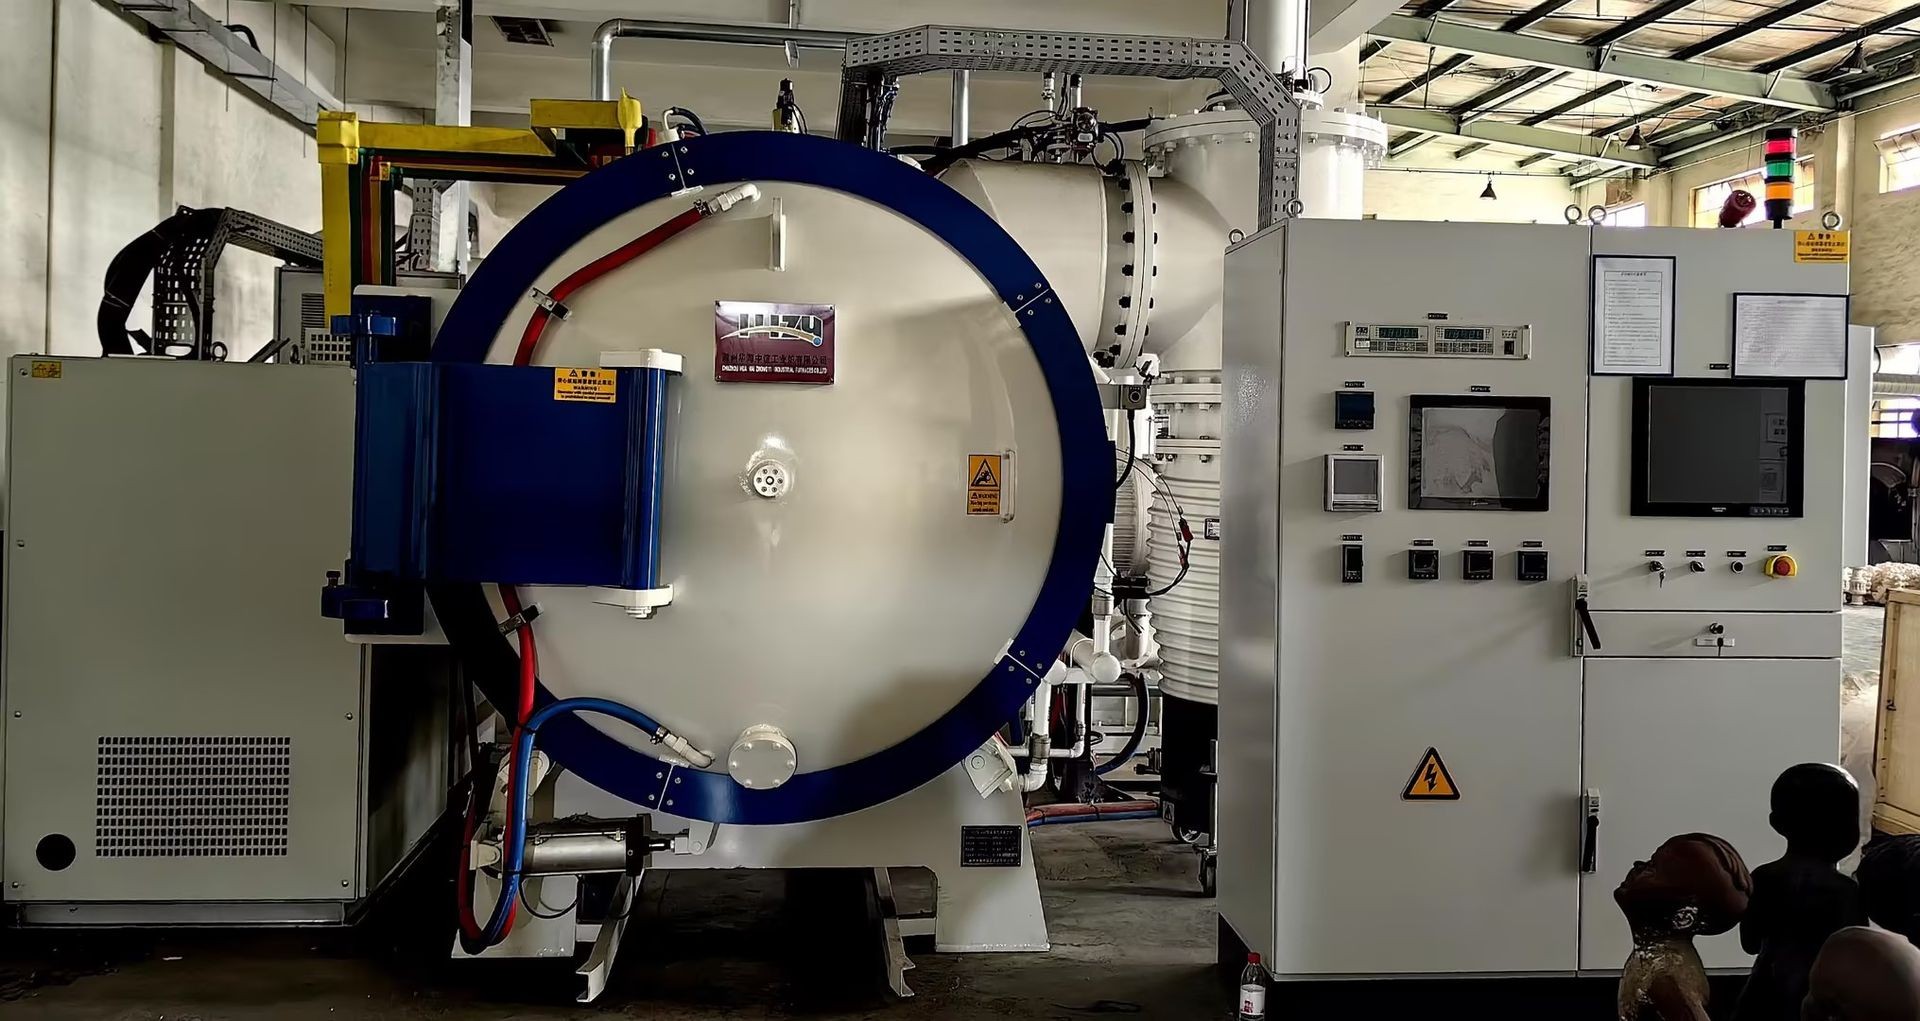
left=943, top=54, right=1383, bottom=711
left=1138, top=69, right=1384, bottom=709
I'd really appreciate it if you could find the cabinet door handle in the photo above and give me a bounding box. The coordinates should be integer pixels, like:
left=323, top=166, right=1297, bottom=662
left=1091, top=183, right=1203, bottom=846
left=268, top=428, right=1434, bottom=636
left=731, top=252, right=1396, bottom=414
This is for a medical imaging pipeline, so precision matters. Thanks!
left=1575, top=596, right=1603, bottom=652
left=1580, top=789, right=1602, bottom=874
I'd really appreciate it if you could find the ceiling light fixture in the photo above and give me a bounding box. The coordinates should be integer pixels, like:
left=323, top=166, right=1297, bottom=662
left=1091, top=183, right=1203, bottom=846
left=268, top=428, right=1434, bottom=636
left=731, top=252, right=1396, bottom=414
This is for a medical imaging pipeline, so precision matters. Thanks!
left=1480, top=175, right=1498, bottom=200
left=1625, top=126, right=1647, bottom=151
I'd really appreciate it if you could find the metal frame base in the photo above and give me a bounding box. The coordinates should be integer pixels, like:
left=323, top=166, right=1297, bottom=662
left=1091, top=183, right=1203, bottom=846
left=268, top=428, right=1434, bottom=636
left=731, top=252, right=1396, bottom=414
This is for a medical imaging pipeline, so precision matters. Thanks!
left=558, top=762, right=1049, bottom=954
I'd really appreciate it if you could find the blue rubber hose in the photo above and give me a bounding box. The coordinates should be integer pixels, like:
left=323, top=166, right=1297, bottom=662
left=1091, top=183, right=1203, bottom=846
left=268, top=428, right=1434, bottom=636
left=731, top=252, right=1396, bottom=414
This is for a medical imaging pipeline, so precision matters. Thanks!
left=476, top=696, right=668, bottom=947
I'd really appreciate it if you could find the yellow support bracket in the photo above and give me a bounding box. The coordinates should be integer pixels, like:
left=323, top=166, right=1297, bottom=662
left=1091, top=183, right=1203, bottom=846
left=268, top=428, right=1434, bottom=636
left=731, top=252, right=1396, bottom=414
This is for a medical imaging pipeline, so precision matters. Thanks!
left=354, top=121, right=558, bottom=158
left=531, top=91, right=646, bottom=151
left=319, top=161, right=357, bottom=320
left=318, top=110, right=360, bottom=165
left=315, top=95, right=646, bottom=320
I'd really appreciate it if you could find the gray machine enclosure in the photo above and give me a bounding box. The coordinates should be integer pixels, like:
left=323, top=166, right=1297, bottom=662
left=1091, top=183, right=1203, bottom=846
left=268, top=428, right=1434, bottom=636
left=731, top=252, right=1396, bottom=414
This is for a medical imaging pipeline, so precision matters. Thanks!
left=1221, top=221, right=1849, bottom=977
left=0, top=357, right=446, bottom=924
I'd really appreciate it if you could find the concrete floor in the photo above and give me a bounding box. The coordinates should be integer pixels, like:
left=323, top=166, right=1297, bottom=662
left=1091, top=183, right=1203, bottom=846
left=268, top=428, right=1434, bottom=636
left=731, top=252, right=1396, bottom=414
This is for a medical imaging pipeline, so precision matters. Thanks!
left=0, top=611, right=1891, bottom=1019
left=0, top=821, right=1233, bottom=1019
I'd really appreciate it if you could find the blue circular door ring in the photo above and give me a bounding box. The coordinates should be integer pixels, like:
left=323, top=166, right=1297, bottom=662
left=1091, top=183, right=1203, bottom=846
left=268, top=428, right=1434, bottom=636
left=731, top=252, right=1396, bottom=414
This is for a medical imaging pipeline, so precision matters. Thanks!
left=429, top=131, right=1110, bottom=824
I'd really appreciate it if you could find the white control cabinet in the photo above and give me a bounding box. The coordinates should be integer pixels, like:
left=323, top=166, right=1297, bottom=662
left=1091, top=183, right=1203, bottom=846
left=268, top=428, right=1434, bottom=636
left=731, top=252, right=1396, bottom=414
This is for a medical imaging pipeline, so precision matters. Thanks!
left=1220, top=221, right=1847, bottom=978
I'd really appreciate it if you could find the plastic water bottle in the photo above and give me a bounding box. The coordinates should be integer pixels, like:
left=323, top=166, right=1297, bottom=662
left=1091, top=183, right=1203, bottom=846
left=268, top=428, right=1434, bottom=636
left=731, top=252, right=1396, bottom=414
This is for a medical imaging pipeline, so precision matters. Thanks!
left=1237, top=951, right=1267, bottom=1020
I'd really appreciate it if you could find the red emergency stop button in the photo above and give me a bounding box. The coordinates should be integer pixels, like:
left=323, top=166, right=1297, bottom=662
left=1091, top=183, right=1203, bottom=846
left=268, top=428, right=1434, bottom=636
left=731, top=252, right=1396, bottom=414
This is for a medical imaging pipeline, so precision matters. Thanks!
left=1763, top=554, right=1797, bottom=578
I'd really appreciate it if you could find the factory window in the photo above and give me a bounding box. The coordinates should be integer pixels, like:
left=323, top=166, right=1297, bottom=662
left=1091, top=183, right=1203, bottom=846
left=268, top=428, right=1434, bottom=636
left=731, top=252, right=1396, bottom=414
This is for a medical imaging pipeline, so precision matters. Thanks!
left=1878, top=124, right=1920, bottom=192
left=1876, top=345, right=1920, bottom=438
left=1602, top=203, right=1647, bottom=227
left=1689, top=158, right=1814, bottom=227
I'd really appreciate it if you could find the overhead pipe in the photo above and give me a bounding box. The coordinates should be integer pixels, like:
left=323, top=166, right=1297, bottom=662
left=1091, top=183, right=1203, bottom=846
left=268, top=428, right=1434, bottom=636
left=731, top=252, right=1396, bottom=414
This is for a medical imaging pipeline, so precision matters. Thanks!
left=1242, top=0, right=1310, bottom=82
left=589, top=19, right=859, bottom=101
left=951, top=70, right=971, bottom=145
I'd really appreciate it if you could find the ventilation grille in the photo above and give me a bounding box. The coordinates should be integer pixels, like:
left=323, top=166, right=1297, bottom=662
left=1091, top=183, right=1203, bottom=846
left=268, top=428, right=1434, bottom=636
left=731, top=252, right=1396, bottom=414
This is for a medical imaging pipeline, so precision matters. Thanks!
left=95, top=737, right=291, bottom=858
left=298, top=329, right=355, bottom=365
left=298, top=291, right=326, bottom=334
left=491, top=16, right=555, bottom=45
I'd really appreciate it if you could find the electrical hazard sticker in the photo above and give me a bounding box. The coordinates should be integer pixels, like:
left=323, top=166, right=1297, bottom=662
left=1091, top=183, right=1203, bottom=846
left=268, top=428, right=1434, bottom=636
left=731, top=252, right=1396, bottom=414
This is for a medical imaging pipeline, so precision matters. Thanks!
left=1794, top=229, right=1849, bottom=264
left=553, top=367, right=617, bottom=403
left=1401, top=747, right=1459, bottom=801
left=967, top=454, right=1004, bottom=517
left=28, top=360, right=60, bottom=379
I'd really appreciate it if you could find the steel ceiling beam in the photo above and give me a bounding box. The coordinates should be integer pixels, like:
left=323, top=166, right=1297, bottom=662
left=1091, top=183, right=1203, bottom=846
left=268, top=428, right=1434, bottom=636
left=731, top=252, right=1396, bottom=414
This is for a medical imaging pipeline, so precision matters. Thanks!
left=1590, top=91, right=1706, bottom=137
left=1671, top=0, right=1832, bottom=59
left=1369, top=14, right=1836, bottom=110
left=1388, top=131, right=1437, bottom=157
left=1457, top=66, right=1563, bottom=121
left=1572, top=39, right=1920, bottom=183
left=1504, top=0, right=1582, bottom=30
left=1759, top=1, right=1920, bottom=72
left=1360, top=39, right=1391, bottom=63
left=1516, top=151, right=1557, bottom=167
left=1587, top=0, right=1699, bottom=46
left=1378, top=52, right=1474, bottom=105
left=1522, top=80, right=1626, bottom=125
left=1453, top=141, right=1489, bottom=158
left=1644, top=34, right=1920, bottom=155
left=1375, top=106, right=1659, bottom=166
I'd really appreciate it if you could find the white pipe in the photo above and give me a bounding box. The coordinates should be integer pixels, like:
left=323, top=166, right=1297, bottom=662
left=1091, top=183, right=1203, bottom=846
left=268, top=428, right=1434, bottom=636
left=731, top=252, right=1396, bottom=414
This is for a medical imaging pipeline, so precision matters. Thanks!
left=1019, top=661, right=1069, bottom=791
left=1068, top=630, right=1122, bottom=685
left=588, top=18, right=855, bottom=101
left=1244, top=0, right=1308, bottom=81
left=950, top=70, right=971, bottom=145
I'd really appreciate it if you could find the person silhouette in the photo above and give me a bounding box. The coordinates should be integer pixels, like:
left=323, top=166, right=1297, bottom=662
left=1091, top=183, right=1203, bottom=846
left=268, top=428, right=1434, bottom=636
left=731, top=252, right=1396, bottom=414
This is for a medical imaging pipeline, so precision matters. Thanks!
left=1801, top=926, right=1920, bottom=1021
left=1733, top=764, right=1867, bottom=1021
left=1616, top=832, right=1753, bottom=1021
left=1857, top=834, right=1920, bottom=946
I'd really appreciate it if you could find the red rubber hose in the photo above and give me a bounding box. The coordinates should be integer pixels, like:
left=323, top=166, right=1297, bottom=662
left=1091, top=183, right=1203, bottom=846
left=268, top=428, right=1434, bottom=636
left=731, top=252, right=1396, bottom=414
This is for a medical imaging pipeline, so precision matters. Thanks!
left=512, top=206, right=707, bottom=367
left=459, top=200, right=712, bottom=950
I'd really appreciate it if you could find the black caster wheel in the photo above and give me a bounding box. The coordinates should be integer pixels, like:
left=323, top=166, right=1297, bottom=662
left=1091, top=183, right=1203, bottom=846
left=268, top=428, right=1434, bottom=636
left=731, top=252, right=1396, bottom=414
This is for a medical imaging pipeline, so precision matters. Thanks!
left=1198, top=852, right=1217, bottom=897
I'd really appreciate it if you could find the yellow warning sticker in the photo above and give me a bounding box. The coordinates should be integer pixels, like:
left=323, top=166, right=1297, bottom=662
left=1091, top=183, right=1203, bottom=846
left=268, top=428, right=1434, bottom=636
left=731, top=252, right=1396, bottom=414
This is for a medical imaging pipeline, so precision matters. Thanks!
left=967, top=454, right=1003, bottom=517
left=28, top=360, right=60, bottom=380
left=1794, top=229, right=1849, bottom=264
left=1401, top=747, right=1460, bottom=801
left=553, top=367, right=617, bottom=403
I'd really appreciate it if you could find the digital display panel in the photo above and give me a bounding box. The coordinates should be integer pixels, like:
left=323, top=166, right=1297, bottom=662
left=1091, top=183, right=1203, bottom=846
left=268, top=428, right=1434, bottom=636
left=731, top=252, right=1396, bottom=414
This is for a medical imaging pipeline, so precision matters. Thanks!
left=1376, top=326, right=1423, bottom=340
left=1333, top=456, right=1379, bottom=494
left=1633, top=379, right=1803, bottom=517
left=1438, top=327, right=1487, bottom=341
left=1407, top=395, right=1551, bottom=511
